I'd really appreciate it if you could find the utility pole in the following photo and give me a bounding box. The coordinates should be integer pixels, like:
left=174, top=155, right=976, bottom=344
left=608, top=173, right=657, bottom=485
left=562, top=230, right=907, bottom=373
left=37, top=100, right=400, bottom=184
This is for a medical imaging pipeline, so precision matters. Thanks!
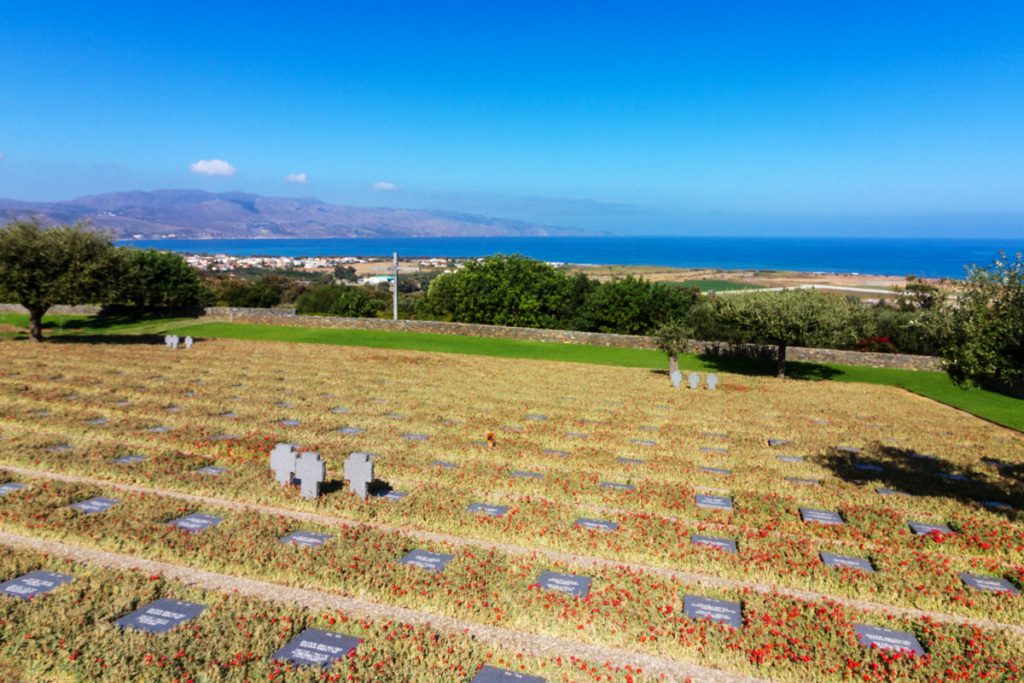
left=392, top=251, right=399, bottom=321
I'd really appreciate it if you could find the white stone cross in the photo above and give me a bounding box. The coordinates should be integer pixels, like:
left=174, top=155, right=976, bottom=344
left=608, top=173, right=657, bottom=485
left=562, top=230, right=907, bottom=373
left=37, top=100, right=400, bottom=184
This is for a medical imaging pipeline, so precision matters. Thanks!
left=184, top=336, right=193, bottom=350
left=296, top=451, right=326, bottom=500
left=343, top=451, right=375, bottom=501
left=687, top=372, right=700, bottom=390
left=670, top=370, right=682, bottom=388
left=269, top=443, right=299, bottom=485
left=707, top=373, right=719, bottom=391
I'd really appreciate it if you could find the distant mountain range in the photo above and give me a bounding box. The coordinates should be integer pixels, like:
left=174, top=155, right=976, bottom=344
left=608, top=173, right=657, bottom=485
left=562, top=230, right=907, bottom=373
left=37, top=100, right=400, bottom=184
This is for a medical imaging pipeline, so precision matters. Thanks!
left=0, top=189, right=589, bottom=239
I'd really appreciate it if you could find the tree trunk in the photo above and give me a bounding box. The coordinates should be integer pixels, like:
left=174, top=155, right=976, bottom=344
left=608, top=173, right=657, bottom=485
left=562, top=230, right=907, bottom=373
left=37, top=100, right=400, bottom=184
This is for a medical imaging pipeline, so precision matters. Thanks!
left=776, top=342, right=787, bottom=378
left=668, top=353, right=679, bottom=375
left=28, top=307, right=46, bottom=342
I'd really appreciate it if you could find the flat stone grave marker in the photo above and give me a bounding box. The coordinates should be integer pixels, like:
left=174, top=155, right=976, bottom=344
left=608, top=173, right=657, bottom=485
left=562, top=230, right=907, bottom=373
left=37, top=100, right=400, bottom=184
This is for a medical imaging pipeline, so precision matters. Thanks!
left=777, top=455, right=805, bottom=463
left=959, top=573, right=1019, bottom=594
left=700, top=446, right=728, bottom=454
left=383, top=412, right=405, bottom=420
left=820, top=552, right=875, bottom=573
left=982, top=456, right=1011, bottom=469
left=116, top=598, right=206, bottom=633
left=786, top=477, right=821, bottom=486
left=909, top=520, right=953, bottom=535
left=691, top=534, right=738, bottom=554
left=148, top=426, right=171, bottom=433
left=472, top=665, right=546, bottom=683
left=401, top=433, right=429, bottom=441
left=564, top=432, right=589, bottom=439
left=639, top=425, right=659, bottom=432
left=501, top=425, right=524, bottom=432
left=937, top=472, right=971, bottom=482
left=800, top=507, right=844, bottom=525
left=31, top=410, right=51, bottom=418
left=616, top=456, right=645, bottom=465
left=543, top=449, right=570, bottom=457
left=835, top=446, right=861, bottom=454
left=876, top=488, right=910, bottom=496
left=211, top=433, right=238, bottom=441
left=536, top=570, right=591, bottom=598
left=683, top=595, right=742, bottom=628
left=165, top=406, right=181, bottom=414
left=524, top=413, right=547, bottom=421
left=981, top=500, right=1014, bottom=511
left=599, top=481, right=636, bottom=491
left=337, top=426, right=366, bottom=435
left=701, top=431, right=728, bottom=439
left=86, top=417, right=108, bottom=426
left=183, top=391, right=195, bottom=398
left=330, top=407, right=350, bottom=414
left=511, top=471, right=543, bottom=479
left=574, top=518, right=618, bottom=532
left=0, top=570, right=73, bottom=599
left=276, top=401, right=293, bottom=408
left=767, top=439, right=791, bottom=447
left=280, top=531, right=332, bottom=548
left=467, top=502, right=509, bottom=517
left=271, top=627, right=360, bottom=668
left=168, top=513, right=222, bottom=533
left=629, top=439, right=656, bottom=447
left=695, top=494, right=734, bottom=511
left=113, top=454, right=145, bottom=465
left=432, top=460, right=459, bottom=469
left=0, top=482, right=25, bottom=496
left=63, top=394, right=79, bottom=401
left=114, top=400, right=131, bottom=406
left=69, top=496, right=119, bottom=514
left=374, top=490, right=408, bottom=501
left=219, top=411, right=237, bottom=419
left=47, top=443, right=73, bottom=453
left=853, top=462, right=884, bottom=473
left=279, top=419, right=301, bottom=427
left=701, top=467, right=732, bottom=475
left=853, top=624, right=925, bottom=656
left=196, top=465, right=228, bottom=476
left=400, top=549, right=455, bottom=572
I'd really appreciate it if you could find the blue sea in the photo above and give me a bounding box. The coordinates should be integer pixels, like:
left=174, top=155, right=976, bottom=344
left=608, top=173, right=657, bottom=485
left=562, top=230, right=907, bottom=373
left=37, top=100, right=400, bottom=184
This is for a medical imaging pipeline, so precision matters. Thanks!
left=117, top=236, right=1024, bottom=279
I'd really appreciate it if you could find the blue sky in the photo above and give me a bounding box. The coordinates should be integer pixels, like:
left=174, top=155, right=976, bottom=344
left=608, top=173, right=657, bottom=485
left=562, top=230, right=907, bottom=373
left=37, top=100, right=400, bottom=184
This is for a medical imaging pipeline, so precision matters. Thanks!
left=1, top=1, right=1022, bottom=236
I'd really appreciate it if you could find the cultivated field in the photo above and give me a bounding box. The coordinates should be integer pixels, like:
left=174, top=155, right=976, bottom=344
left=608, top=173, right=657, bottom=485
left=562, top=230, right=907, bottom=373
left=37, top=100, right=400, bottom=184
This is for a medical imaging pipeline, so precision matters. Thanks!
left=0, top=339, right=1021, bottom=682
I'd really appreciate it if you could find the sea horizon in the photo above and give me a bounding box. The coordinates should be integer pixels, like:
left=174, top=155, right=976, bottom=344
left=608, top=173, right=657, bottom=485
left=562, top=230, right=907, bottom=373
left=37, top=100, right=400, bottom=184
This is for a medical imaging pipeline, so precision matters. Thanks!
left=116, top=235, right=1024, bottom=280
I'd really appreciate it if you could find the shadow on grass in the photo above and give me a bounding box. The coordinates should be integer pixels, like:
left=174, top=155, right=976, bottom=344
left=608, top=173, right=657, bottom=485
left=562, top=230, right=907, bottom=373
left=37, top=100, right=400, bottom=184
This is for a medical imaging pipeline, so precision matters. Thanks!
left=814, top=444, right=1022, bottom=521
left=695, top=354, right=843, bottom=381
left=48, top=334, right=178, bottom=346
left=47, top=308, right=203, bottom=332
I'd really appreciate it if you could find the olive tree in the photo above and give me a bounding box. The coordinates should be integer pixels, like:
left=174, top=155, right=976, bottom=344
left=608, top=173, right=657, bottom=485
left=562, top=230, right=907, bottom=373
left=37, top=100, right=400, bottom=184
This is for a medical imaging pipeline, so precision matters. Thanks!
left=0, top=219, right=118, bottom=341
left=943, top=251, right=1024, bottom=394
left=653, top=318, right=693, bottom=376
left=710, top=288, right=865, bottom=378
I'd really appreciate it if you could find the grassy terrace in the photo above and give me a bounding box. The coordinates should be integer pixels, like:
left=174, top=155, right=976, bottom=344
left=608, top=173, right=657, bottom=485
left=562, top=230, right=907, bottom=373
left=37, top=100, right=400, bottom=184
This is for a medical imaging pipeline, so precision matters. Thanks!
left=3, top=311, right=1022, bottom=431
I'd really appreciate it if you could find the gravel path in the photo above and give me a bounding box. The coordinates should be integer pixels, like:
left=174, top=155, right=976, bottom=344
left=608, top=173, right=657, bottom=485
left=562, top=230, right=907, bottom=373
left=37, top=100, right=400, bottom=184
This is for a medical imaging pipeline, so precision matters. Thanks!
left=4, top=463, right=1021, bottom=639
left=0, top=529, right=766, bottom=683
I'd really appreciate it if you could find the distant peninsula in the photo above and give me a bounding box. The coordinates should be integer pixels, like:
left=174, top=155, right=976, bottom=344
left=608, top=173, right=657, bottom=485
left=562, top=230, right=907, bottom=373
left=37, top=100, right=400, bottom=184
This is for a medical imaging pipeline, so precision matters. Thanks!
left=0, top=189, right=589, bottom=240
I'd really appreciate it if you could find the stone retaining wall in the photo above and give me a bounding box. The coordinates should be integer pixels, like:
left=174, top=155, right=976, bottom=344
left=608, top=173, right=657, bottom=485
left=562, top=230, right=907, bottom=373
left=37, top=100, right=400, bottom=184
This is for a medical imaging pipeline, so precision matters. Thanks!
left=0, top=303, right=942, bottom=371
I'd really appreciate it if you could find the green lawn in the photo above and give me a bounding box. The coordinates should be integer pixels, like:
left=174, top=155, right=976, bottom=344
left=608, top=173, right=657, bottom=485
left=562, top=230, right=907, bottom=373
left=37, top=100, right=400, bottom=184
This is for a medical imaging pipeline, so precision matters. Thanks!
left=3, top=312, right=1022, bottom=431
left=664, top=279, right=762, bottom=292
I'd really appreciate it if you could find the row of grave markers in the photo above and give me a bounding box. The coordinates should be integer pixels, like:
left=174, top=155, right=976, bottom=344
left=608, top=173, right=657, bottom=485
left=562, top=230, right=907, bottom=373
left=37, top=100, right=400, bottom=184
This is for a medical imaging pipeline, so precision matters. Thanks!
left=0, top=565, right=938, bottom=660
left=2, top=481, right=1018, bottom=596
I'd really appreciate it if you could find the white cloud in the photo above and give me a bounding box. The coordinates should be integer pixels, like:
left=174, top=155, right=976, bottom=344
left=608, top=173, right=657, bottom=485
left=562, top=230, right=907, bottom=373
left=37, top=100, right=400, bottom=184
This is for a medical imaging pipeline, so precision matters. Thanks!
left=189, top=159, right=236, bottom=176
left=284, top=172, right=309, bottom=184
left=372, top=180, right=397, bottom=192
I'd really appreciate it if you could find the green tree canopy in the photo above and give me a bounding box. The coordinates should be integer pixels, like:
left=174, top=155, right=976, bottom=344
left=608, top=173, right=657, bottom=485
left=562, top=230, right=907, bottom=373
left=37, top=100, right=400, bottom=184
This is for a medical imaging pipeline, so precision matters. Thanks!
left=110, top=248, right=204, bottom=309
left=708, top=288, right=865, bottom=377
left=943, top=252, right=1024, bottom=394
left=575, top=276, right=698, bottom=335
left=653, top=318, right=694, bottom=375
left=295, top=284, right=385, bottom=318
left=0, top=219, right=118, bottom=341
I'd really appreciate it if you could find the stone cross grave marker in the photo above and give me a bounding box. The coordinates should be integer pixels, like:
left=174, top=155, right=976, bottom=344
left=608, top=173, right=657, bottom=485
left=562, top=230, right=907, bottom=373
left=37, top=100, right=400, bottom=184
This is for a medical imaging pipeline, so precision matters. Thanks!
left=536, top=570, right=592, bottom=598
left=853, top=624, right=925, bottom=656
left=0, top=570, right=73, bottom=599
left=270, top=443, right=299, bottom=484
left=400, top=549, right=455, bottom=572
left=687, top=372, right=700, bottom=390
left=271, top=628, right=360, bottom=668
left=297, top=451, right=326, bottom=500
left=820, top=552, right=875, bottom=573
left=684, top=595, right=743, bottom=628
left=706, top=373, right=719, bottom=390
left=670, top=370, right=682, bottom=388
left=472, top=666, right=547, bottom=683
left=343, top=451, right=373, bottom=500
left=116, top=598, right=205, bottom=633
left=184, top=336, right=193, bottom=349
